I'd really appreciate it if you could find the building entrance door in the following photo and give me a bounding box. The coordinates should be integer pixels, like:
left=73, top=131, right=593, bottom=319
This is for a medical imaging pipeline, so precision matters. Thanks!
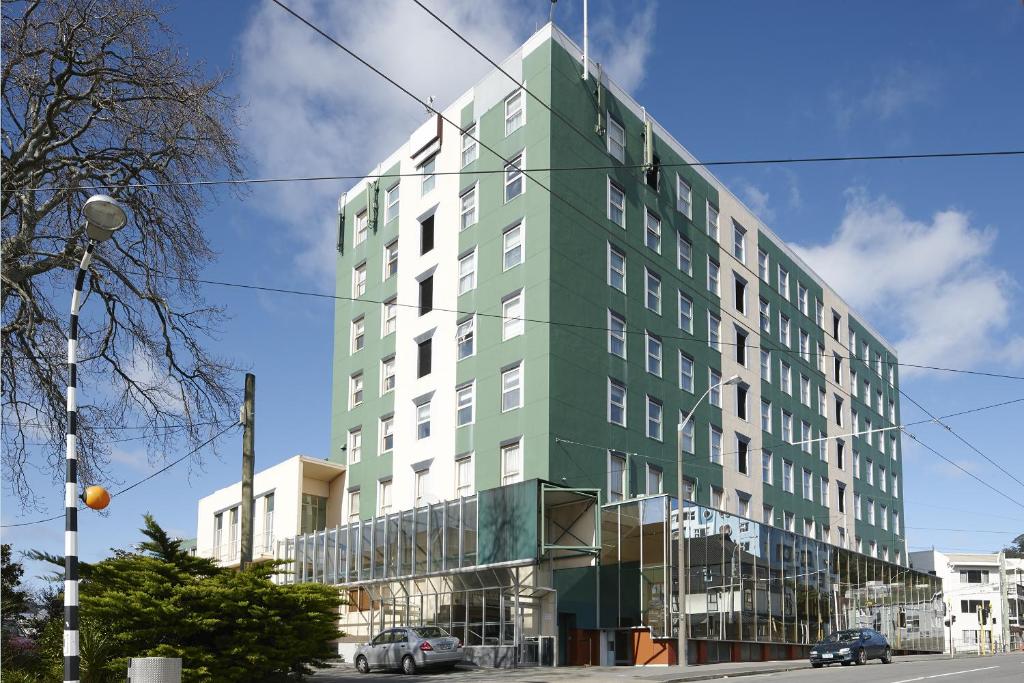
left=614, top=630, right=633, bottom=665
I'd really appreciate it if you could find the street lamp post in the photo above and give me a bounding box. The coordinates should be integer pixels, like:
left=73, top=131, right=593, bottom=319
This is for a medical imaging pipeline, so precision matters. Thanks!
left=64, top=195, right=127, bottom=683
left=675, top=374, right=740, bottom=667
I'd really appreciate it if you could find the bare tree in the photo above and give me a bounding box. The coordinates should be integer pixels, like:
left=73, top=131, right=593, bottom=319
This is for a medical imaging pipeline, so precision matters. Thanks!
left=2, top=0, right=244, bottom=503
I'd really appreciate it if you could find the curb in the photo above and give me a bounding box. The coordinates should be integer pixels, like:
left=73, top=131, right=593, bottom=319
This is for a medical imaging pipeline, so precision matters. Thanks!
left=655, top=664, right=808, bottom=683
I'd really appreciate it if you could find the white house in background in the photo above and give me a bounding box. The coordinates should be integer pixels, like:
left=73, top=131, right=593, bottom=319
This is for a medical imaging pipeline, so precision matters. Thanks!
left=195, top=455, right=346, bottom=567
left=910, top=549, right=1024, bottom=653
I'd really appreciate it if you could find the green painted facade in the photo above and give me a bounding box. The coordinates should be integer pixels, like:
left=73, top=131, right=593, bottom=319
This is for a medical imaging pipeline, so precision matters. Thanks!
left=329, top=33, right=905, bottom=559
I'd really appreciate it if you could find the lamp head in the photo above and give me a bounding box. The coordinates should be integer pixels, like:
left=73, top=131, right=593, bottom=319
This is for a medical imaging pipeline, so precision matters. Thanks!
left=82, top=195, right=127, bottom=241
left=724, top=374, right=742, bottom=386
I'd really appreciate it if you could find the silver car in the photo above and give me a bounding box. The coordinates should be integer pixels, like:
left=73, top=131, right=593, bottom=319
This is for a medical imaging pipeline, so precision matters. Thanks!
left=354, top=626, right=464, bottom=675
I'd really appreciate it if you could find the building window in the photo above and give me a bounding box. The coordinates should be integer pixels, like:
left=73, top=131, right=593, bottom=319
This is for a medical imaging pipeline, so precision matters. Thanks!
left=737, top=493, right=751, bottom=517
left=608, top=451, right=626, bottom=501
left=456, top=383, right=475, bottom=426
left=417, top=338, right=432, bottom=377
left=761, top=399, right=772, bottom=433
left=458, top=250, right=477, bottom=295
left=778, top=266, right=789, bottom=299
left=420, top=214, right=434, bottom=254
left=381, top=356, right=396, bottom=394
left=501, top=364, right=523, bottom=412
left=708, top=313, right=721, bottom=350
left=349, top=373, right=364, bottom=408
left=736, top=436, right=750, bottom=475
left=380, top=415, right=394, bottom=452
left=381, top=299, right=397, bottom=336
left=709, top=425, right=722, bottom=463
left=853, top=451, right=861, bottom=478
left=351, top=317, right=365, bottom=353
left=607, top=117, right=625, bottom=162
left=503, top=222, right=523, bottom=270
left=420, top=155, right=436, bottom=195
left=868, top=499, right=876, bottom=525
left=460, top=185, right=478, bottom=230
left=646, top=395, right=663, bottom=441
left=414, top=469, right=429, bottom=507
left=799, top=374, right=811, bottom=406
left=677, top=234, right=692, bottom=275
left=707, top=202, right=719, bottom=241
left=801, top=420, right=812, bottom=453
left=711, top=486, right=723, bottom=510
left=646, top=332, right=662, bottom=377
left=676, top=175, right=692, bottom=217
left=680, top=415, right=695, bottom=453
left=679, top=352, right=694, bottom=392
left=880, top=465, right=887, bottom=492
left=866, top=458, right=874, bottom=485
left=799, top=329, right=810, bottom=361
left=709, top=369, right=723, bottom=407
left=780, top=362, right=792, bottom=394
left=678, top=292, right=693, bottom=333
left=608, top=180, right=625, bottom=226
left=384, top=184, right=400, bottom=223
left=736, top=383, right=749, bottom=420
left=419, top=276, right=433, bottom=315
left=733, top=221, right=746, bottom=263
left=821, top=477, right=830, bottom=507
left=758, top=248, right=769, bottom=281
left=415, top=401, right=431, bottom=440
left=384, top=240, right=398, bottom=279
left=456, top=455, right=474, bottom=497
left=646, top=465, right=663, bottom=495
left=504, top=90, right=524, bottom=135
left=837, top=482, right=846, bottom=513
left=348, top=428, right=362, bottom=464
left=645, top=268, right=661, bottom=314
left=781, top=411, right=793, bottom=442
left=353, top=262, right=367, bottom=297
left=645, top=209, right=661, bottom=253
left=797, top=283, right=808, bottom=315
left=836, top=440, right=845, bottom=469
left=835, top=395, right=844, bottom=426
left=504, top=153, right=524, bottom=201
left=815, top=299, right=824, bottom=328
left=456, top=317, right=475, bottom=359
left=348, top=490, right=360, bottom=524
left=762, top=451, right=773, bottom=485
left=608, top=310, right=626, bottom=357
left=818, top=387, right=827, bottom=417
left=736, top=328, right=748, bottom=366
left=608, top=379, right=626, bottom=426
left=783, top=460, right=794, bottom=493
left=461, top=124, right=478, bottom=167
left=353, top=210, right=369, bottom=246
left=378, top=479, right=393, bottom=515
left=832, top=311, right=842, bottom=341
left=502, top=291, right=524, bottom=339
left=301, top=494, right=327, bottom=534
left=707, top=257, right=720, bottom=295
left=779, top=314, right=790, bottom=347
left=760, top=349, right=771, bottom=381
left=608, top=243, right=626, bottom=291
left=763, top=505, right=774, bottom=526
left=501, top=441, right=522, bottom=485
left=802, top=469, right=813, bottom=500
left=759, top=298, right=770, bottom=333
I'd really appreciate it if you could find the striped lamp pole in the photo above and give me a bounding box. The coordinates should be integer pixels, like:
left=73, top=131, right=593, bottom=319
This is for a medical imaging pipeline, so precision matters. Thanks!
left=64, top=195, right=127, bottom=683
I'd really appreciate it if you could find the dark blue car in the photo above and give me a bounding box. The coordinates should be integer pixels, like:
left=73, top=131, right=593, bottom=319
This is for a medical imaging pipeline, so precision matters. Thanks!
left=809, top=628, right=893, bottom=667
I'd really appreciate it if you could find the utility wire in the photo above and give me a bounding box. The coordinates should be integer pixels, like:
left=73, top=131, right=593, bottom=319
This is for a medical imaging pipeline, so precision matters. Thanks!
left=8, top=153, right=1023, bottom=194
left=905, top=527, right=1018, bottom=534
left=898, top=388, right=1024, bottom=490
left=1, top=418, right=231, bottom=432
left=0, top=422, right=238, bottom=528
left=901, top=429, right=1024, bottom=511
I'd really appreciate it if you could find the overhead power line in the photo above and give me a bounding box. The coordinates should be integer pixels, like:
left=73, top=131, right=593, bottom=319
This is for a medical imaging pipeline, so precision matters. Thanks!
left=8, top=152, right=1023, bottom=194
left=0, top=422, right=238, bottom=529
left=906, top=527, right=1018, bottom=534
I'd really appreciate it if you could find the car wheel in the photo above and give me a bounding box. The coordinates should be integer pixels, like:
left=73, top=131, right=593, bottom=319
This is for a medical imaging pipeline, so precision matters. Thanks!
left=402, top=655, right=416, bottom=675
left=856, top=648, right=867, bottom=665
left=882, top=647, right=892, bottom=664
left=812, top=663, right=823, bottom=668
left=356, top=656, right=370, bottom=674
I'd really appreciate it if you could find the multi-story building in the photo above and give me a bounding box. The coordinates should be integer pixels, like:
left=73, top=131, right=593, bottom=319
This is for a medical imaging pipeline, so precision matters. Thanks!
left=911, top=549, right=1024, bottom=653
left=238, top=22, right=935, bottom=667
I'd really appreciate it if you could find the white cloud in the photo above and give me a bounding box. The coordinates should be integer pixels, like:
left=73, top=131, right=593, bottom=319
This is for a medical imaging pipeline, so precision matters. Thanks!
left=739, top=183, right=774, bottom=223
left=237, top=0, right=539, bottom=282
left=792, top=190, right=1021, bottom=376
left=589, top=1, right=658, bottom=93
left=829, top=64, right=937, bottom=130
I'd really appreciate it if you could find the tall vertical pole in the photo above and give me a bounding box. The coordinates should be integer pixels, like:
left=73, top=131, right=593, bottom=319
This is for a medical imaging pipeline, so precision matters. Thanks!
left=581, top=0, right=588, bottom=80
left=65, top=241, right=95, bottom=683
left=239, top=372, right=255, bottom=569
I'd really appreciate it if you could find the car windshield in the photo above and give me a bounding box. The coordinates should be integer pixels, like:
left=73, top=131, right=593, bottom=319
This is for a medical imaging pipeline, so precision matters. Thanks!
left=825, top=630, right=862, bottom=643
left=412, top=626, right=450, bottom=639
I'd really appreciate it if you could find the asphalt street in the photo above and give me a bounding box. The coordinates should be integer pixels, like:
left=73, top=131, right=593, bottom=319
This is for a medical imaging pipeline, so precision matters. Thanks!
left=309, top=653, right=1024, bottom=683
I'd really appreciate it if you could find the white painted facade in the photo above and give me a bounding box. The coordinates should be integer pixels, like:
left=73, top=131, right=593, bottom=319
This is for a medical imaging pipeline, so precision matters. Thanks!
left=910, top=549, right=1024, bottom=653
left=195, top=455, right=346, bottom=567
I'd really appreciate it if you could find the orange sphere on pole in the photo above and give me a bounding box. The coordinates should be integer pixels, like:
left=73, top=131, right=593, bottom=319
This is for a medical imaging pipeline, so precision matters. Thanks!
left=81, top=486, right=111, bottom=510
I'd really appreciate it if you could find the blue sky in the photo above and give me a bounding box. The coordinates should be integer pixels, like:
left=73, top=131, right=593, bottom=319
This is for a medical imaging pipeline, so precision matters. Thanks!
left=4, top=0, right=1023, bottom=582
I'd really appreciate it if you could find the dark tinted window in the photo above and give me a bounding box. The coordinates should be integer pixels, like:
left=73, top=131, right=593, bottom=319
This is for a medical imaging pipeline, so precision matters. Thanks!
left=421, top=216, right=435, bottom=254
left=419, top=276, right=433, bottom=315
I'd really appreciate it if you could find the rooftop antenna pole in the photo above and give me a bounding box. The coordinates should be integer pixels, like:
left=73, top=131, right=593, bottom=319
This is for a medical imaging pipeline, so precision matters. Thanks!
left=549, top=0, right=557, bottom=24
left=582, top=0, right=588, bottom=81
